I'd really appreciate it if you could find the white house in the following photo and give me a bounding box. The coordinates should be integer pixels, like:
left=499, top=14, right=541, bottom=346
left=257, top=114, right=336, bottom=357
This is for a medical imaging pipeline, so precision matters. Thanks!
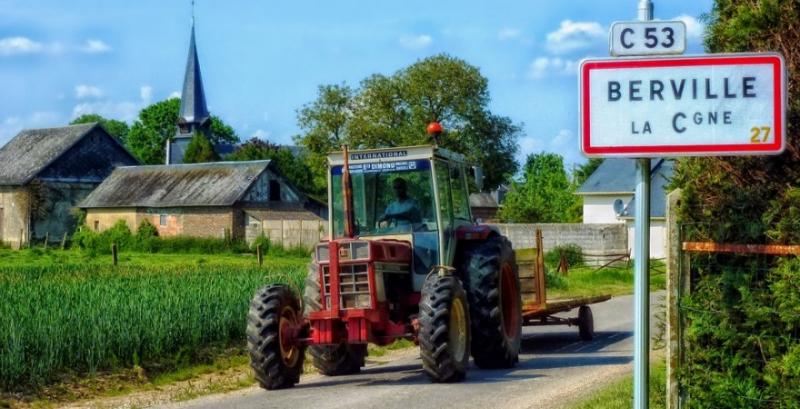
left=576, top=159, right=673, bottom=259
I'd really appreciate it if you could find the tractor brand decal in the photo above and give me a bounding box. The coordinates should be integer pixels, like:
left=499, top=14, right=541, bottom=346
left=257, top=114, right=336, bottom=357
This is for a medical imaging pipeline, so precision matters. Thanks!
left=332, top=159, right=430, bottom=175
left=350, top=150, right=408, bottom=160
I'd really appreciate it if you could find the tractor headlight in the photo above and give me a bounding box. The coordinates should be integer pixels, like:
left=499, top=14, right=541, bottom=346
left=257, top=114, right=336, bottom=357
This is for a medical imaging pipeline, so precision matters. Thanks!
left=316, top=244, right=330, bottom=262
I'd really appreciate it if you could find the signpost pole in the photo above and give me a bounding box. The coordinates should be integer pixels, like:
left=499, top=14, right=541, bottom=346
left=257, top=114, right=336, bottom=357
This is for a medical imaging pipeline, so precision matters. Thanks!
left=634, top=2, right=653, bottom=409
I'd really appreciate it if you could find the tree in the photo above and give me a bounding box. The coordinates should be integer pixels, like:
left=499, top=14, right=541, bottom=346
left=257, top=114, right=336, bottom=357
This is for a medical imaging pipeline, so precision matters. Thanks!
left=670, top=1, right=800, bottom=404
left=182, top=132, right=219, bottom=163
left=295, top=54, right=521, bottom=194
left=126, top=98, right=239, bottom=164
left=70, top=114, right=130, bottom=145
left=498, top=152, right=579, bottom=223
left=226, top=138, right=315, bottom=196
left=572, top=158, right=604, bottom=187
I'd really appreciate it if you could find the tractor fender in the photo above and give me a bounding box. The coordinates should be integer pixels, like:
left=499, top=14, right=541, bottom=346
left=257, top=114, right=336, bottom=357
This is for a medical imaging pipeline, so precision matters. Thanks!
left=456, top=224, right=500, bottom=241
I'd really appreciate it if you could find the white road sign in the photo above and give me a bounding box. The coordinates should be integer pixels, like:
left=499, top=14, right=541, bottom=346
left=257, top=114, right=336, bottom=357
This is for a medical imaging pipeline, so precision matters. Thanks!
left=610, top=20, right=686, bottom=56
left=580, top=53, right=786, bottom=157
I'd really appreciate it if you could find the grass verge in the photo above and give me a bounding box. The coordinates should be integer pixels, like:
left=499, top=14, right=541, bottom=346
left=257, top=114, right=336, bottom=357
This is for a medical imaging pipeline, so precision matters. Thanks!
left=547, top=260, right=666, bottom=299
left=568, top=359, right=667, bottom=409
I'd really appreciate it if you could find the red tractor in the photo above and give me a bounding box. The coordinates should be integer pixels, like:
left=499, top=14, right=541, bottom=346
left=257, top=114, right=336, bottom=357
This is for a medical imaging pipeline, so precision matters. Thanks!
left=247, top=140, right=522, bottom=389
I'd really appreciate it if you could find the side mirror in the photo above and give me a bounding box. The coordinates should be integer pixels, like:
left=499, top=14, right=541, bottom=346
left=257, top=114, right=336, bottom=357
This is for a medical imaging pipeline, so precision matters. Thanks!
left=470, top=166, right=485, bottom=192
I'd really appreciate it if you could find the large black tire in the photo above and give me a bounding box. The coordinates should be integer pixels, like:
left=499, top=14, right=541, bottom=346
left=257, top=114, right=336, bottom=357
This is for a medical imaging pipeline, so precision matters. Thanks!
left=578, top=305, right=595, bottom=341
left=303, top=262, right=367, bottom=376
left=459, top=236, right=522, bottom=369
left=419, top=273, right=470, bottom=382
left=247, top=285, right=305, bottom=390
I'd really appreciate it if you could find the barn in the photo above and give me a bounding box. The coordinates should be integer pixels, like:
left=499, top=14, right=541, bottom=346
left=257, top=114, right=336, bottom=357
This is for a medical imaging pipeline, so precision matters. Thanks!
left=79, top=160, right=323, bottom=242
left=0, top=123, right=139, bottom=248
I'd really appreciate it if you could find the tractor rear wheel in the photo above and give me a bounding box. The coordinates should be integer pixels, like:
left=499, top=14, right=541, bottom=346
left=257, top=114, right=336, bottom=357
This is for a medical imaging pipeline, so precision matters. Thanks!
left=303, top=262, right=367, bottom=376
left=247, top=284, right=305, bottom=390
left=419, top=273, right=470, bottom=382
left=460, top=236, right=522, bottom=369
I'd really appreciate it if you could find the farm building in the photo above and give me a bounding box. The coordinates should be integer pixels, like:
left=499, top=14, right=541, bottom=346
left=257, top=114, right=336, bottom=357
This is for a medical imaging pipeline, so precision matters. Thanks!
left=469, top=192, right=500, bottom=222
left=576, top=158, right=674, bottom=259
left=0, top=123, right=139, bottom=249
left=79, top=160, right=325, bottom=243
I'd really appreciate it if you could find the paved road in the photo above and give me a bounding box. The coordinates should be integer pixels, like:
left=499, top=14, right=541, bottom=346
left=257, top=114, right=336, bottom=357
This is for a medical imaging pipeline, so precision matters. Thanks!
left=163, top=292, right=662, bottom=409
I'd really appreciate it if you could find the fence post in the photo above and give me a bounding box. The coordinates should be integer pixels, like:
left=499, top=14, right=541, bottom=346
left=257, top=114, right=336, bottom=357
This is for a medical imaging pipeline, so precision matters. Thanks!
left=18, top=228, right=23, bottom=250
left=256, top=244, right=263, bottom=267
left=666, top=188, right=682, bottom=409
left=281, top=220, right=286, bottom=249
left=61, top=232, right=68, bottom=250
left=535, top=228, right=546, bottom=304
left=111, top=242, right=118, bottom=266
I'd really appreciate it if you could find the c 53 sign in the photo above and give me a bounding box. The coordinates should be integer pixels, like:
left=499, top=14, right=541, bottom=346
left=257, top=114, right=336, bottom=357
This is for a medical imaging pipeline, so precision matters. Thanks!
left=579, top=53, right=786, bottom=157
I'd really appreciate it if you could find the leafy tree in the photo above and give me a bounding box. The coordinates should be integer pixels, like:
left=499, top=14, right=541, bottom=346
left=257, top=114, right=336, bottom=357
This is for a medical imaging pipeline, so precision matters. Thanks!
left=670, top=1, right=800, bottom=405
left=127, top=98, right=239, bottom=164
left=295, top=54, right=521, bottom=194
left=182, top=132, right=219, bottom=163
left=226, top=138, right=315, bottom=196
left=70, top=114, right=130, bottom=144
left=498, top=152, right=579, bottom=223
left=572, top=158, right=603, bottom=187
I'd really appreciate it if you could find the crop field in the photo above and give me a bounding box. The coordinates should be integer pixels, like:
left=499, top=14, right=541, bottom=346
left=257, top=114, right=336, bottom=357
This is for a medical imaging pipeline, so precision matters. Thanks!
left=0, top=250, right=308, bottom=391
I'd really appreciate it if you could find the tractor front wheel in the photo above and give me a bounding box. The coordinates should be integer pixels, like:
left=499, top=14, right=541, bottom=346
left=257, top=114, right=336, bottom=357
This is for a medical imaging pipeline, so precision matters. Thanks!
left=247, top=285, right=305, bottom=390
left=419, top=273, right=470, bottom=382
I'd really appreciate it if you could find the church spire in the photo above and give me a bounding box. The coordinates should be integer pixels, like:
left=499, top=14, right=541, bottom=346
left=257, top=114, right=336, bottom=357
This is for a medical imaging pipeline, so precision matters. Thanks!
left=178, top=14, right=210, bottom=127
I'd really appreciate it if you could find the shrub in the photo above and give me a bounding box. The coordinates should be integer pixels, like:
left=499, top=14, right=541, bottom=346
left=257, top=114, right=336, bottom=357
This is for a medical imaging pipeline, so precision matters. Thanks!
left=544, top=265, right=568, bottom=290
left=544, top=244, right=583, bottom=268
left=136, top=219, right=159, bottom=240
left=251, top=235, right=270, bottom=253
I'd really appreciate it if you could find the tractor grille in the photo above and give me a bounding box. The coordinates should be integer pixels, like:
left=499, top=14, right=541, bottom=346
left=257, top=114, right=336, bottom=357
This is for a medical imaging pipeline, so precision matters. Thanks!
left=322, top=264, right=371, bottom=309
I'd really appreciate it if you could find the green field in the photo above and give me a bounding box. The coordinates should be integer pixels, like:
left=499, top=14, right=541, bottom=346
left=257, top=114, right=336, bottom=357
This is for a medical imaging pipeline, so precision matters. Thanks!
left=0, top=249, right=308, bottom=391
left=569, top=360, right=667, bottom=409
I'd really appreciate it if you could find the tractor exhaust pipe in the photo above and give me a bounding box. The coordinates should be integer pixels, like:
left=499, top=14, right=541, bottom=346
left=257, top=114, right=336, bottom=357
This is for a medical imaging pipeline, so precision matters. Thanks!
left=341, top=145, right=356, bottom=238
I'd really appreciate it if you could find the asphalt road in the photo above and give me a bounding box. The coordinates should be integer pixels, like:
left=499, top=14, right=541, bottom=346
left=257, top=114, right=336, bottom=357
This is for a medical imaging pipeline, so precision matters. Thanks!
left=163, top=292, right=663, bottom=409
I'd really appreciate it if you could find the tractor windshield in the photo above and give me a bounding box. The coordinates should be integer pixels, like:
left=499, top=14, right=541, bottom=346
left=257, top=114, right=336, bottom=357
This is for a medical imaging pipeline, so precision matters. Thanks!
left=331, top=159, right=436, bottom=237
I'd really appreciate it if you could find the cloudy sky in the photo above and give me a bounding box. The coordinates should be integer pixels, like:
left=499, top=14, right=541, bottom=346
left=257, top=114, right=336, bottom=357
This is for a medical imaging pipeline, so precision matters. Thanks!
left=0, top=0, right=712, bottom=167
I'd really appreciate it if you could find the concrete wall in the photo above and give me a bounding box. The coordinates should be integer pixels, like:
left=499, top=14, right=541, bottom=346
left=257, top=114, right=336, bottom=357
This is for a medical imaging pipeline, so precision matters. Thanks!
left=490, top=223, right=628, bottom=265
left=246, top=219, right=328, bottom=249
left=581, top=194, right=632, bottom=224
left=0, top=186, right=31, bottom=249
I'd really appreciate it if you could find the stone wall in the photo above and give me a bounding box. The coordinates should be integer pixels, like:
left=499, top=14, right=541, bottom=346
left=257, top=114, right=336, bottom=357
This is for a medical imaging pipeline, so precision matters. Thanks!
left=489, top=223, right=628, bottom=265
left=31, top=182, right=97, bottom=241
left=85, top=208, right=142, bottom=233
left=0, top=186, right=31, bottom=249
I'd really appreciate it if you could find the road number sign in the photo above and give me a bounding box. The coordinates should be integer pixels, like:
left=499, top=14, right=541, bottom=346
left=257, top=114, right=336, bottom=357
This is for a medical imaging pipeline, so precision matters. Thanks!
left=580, top=53, right=786, bottom=157
left=610, top=21, right=686, bottom=56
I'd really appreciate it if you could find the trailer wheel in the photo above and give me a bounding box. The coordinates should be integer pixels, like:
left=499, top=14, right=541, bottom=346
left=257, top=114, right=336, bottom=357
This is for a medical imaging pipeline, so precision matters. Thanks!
left=578, top=305, right=594, bottom=341
left=419, top=273, right=470, bottom=382
left=304, top=262, right=366, bottom=376
left=247, top=285, right=305, bottom=390
left=460, top=236, right=522, bottom=369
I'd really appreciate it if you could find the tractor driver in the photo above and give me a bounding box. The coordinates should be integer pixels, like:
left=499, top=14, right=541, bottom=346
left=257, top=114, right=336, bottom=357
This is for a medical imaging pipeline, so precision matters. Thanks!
left=379, top=177, right=422, bottom=228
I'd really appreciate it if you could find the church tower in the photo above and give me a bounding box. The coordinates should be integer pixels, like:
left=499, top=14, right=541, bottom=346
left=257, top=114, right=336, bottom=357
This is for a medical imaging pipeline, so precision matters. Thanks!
left=166, top=15, right=212, bottom=165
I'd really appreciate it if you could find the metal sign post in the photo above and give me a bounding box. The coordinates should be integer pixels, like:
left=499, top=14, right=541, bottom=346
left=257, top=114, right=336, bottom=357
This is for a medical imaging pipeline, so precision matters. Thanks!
left=633, top=2, right=652, bottom=409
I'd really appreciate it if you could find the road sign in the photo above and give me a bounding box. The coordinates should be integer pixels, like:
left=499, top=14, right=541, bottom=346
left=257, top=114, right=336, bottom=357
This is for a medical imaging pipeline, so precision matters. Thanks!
left=610, top=20, right=686, bottom=56
left=580, top=53, right=786, bottom=157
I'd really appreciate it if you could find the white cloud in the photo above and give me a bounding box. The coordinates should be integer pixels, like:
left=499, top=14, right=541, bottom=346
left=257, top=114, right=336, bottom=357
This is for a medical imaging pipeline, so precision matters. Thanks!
left=139, top=85, right=153, bottom=103
left=80, top=39, right=111, bottom=54
left=74, top=84, right=104, bottom=99
left=518, top=136, right=542, bottom=160
left=0, top=36, right=44, bottom=56
left=0, top=111, right=61, bottom=145
left=527, top=57, right=578, bottom=79
left=550, top=129, right=573, bottom=147
left=497, top=27, right=522, bottom=40
left=252, top=129, right=271, bottom=140
left=72, top=101, right=139, bottom=122
left=673, top=14, right=705, bottom=41
left=168, top=90, right=181, bottom=99
left=399, top=34, right=433, bottom=50
left=545, top=20, right=605, bottom=54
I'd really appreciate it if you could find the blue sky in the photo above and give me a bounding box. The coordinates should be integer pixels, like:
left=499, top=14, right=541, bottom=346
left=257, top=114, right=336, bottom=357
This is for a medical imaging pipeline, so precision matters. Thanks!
left=0, top=0, right=712, bottom=168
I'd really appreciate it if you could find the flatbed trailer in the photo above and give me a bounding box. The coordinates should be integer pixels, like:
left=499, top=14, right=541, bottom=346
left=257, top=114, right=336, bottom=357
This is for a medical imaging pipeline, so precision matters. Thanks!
left=516, top=229, right=612, bottom=340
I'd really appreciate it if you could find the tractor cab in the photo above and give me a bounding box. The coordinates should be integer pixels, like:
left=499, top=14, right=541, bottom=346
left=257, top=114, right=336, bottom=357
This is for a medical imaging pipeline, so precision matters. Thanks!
left=326, top=145, right=478, bottom=290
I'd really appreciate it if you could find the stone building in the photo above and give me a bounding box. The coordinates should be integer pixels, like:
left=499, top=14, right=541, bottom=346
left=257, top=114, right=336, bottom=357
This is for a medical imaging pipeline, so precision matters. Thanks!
left=79, top=160, right=322, bottom=241
left=0, top=123, right=139, bottom=248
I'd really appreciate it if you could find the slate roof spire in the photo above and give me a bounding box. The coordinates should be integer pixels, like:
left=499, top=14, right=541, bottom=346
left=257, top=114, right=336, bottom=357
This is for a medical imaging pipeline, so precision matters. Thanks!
left=178, top=21, right=210, bottom=126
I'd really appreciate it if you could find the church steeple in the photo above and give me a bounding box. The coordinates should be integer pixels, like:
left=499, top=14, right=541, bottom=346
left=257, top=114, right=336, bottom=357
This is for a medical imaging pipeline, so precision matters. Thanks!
left=178, top=23, right=210, bottom=128
left=168, top=4, right=213, bottom=165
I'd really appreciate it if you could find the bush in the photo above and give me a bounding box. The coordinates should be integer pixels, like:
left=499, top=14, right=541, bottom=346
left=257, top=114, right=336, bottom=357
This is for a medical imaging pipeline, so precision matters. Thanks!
left=544, top=265, right=568, bottom=290
left=544, top=244, right=583, bottom=268
left=136, top=219, right=159, bottom=241
left=251, top=234, right=270, bottom=253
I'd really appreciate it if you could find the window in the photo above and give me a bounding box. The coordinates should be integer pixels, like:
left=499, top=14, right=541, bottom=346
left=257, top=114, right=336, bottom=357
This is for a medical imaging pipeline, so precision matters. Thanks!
left=93, top=220, right=99, bottom=231
left=449, top=164, right=471, bottom=222
left=269, top=180, right=281, bottom=201
left=159, top=214, right=168, bottom=226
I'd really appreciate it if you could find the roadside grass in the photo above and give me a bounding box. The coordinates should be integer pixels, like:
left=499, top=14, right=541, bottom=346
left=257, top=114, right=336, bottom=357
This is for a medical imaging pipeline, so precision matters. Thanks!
left=547, top=260, right=666, bottom=299
left=569, top=359, right=667, bottom=409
